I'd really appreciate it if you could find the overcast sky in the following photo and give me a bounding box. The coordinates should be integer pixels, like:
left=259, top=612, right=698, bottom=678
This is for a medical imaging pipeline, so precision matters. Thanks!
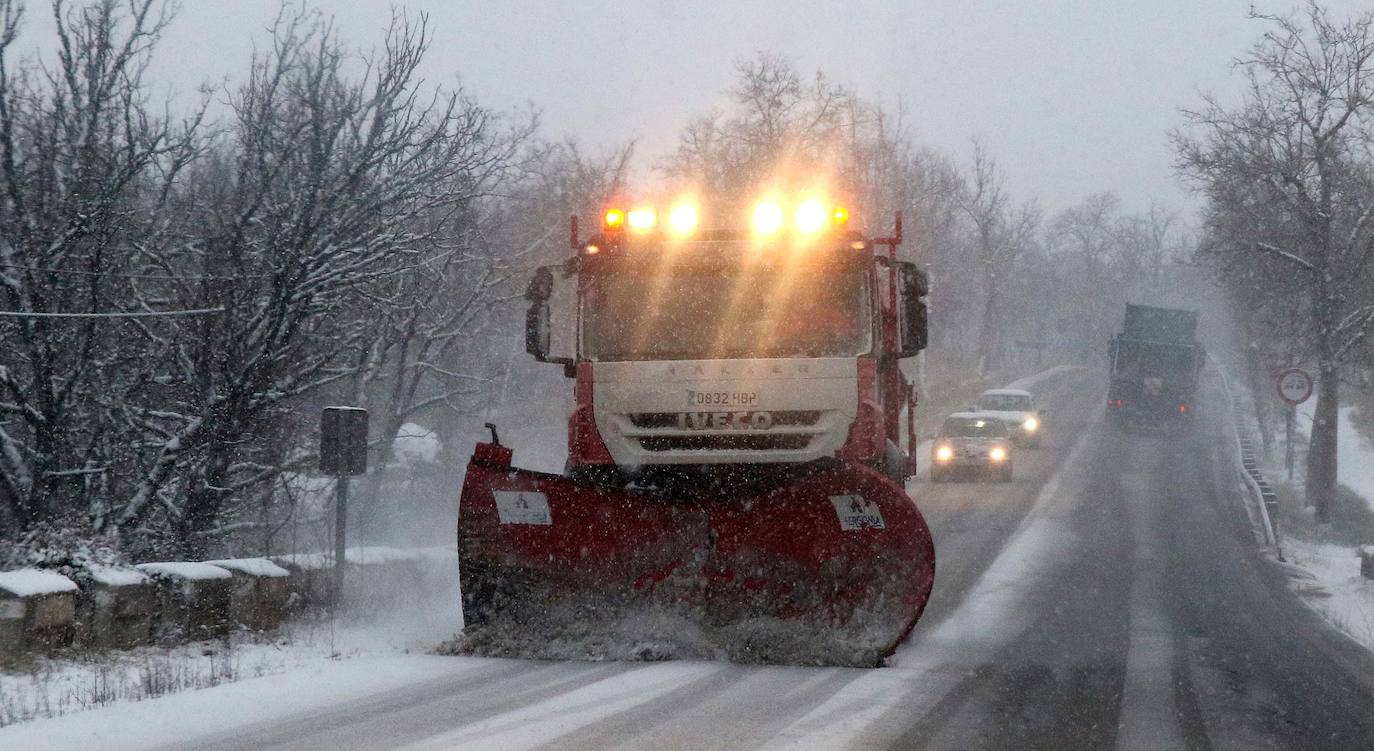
left=21, top=1, right=1373, bottom=218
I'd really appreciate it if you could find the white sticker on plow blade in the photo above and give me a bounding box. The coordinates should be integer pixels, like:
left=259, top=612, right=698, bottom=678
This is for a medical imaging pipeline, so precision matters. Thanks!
left=830, top=495, right=885, bottom=530
left=493, top=491, right=553, bottom=525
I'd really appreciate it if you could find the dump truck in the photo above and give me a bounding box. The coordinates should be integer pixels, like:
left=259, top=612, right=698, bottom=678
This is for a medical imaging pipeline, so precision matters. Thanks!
left=456, top=198, right=936, bottom=666
left=1107, top=304, right=1204, bottom=429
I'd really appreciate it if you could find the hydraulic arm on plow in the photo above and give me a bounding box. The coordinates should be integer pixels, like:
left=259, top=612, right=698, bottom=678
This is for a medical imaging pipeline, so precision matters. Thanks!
left=458, top=199, right=935, bottom=666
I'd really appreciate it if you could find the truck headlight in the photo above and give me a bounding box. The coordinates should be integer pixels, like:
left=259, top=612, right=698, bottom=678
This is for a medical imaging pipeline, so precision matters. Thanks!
left=1023, top=417, right=1039, bottom=432
left=989, top=446, right=1007, bottom=462
left=935, top=445, right=954, bottom=463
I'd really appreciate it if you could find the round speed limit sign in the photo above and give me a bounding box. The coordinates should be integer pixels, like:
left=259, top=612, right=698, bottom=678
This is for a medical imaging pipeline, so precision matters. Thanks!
left=1276, top=368, right=1314, bottom=405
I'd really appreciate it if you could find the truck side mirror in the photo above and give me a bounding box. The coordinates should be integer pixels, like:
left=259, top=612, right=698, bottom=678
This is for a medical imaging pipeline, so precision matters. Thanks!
left=525, top=266, right=574, bottom=374
left=525, top=266, right=553, bottom=360
left=896, top=262, right=929, bottom=358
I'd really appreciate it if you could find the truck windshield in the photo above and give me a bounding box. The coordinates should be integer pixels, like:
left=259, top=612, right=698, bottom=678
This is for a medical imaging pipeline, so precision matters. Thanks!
left=582, top=265, right=871, bottom=361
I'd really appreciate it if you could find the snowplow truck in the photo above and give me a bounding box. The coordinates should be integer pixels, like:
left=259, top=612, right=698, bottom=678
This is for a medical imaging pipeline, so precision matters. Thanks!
left=1107, top=304, right=1204, bottom=430
left=457, top=201, right=936, bottom=666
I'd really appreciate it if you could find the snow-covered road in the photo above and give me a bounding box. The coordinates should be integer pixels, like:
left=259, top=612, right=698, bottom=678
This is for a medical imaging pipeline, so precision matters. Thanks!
left=8, top=367, right=1374, bottom=750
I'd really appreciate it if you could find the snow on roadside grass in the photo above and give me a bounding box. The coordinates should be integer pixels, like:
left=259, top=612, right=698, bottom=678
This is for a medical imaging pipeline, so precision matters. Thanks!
left=1333, top=406, right=1374, bottom=515
left=1, top=548, right=463, bottom=728
left=0, top=613, right=455, bottom=728
left=1293, top=402, right=1374, bottom=515
left=1281, top=538, right=1374, bottom=652
left=0, top=654, right=475, bottom=751
left=1, top=625, right=322, bottom=727
left=1237, top=379, right=1374, bottom=654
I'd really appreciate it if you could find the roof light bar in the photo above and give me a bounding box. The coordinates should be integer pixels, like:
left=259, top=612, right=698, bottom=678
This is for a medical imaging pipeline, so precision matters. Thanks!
left=598, top=197, right=851, bottom=240
left=752, top=200, right=785, bottom=235
left=795, top=199, right=829, bottom=233
left=668, top=204, right=699, bottom=235
left=627, top=207, right=657, bottom=232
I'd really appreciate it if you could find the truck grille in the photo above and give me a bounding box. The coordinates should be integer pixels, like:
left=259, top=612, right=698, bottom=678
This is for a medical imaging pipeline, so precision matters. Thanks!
left=628, top=411, right=822, bottom=429
left=636, top=435, right=813, bottom=452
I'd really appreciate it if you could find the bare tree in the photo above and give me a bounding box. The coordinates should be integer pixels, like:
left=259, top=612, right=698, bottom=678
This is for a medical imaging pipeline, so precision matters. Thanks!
left=349, top=187, right=530, bottom=510
left=0, top=0, right=203, bottom=545
left=100, top=8, right=508, bottom=555
left=664, top=52, right=854, bottom=213
left=1044, top=193, right=1128, bottom=360
left=1175, top=1, right=1374, bottom=521
left=957, top=143, right=1041, bottom=375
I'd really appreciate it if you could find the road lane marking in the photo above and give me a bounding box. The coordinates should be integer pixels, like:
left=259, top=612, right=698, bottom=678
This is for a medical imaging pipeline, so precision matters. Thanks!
left=397, top=662, right=721, bottom=751
left=1116, top=462, right=1185, bottom=751
left=760, top=416, right=1099, bottom=749
left=899, top=417, right=1095, bottom=662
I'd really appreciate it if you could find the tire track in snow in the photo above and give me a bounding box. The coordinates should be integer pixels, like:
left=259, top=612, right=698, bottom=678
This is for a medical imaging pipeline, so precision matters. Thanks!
left=396, top=662, right=723, bottom=750
left=1115, top=452, right=1185, bottom=750
left=543, top=665, right=863, bottom=751
left=172, top=660, right=629, bottom=751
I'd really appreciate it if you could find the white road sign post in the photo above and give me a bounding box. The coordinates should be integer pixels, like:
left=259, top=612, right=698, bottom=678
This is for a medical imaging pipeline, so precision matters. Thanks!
left=1276, top=368, right=1313, bottom=481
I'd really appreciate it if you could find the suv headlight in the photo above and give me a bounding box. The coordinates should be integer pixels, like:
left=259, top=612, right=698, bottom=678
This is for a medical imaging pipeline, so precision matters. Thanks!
left=989, top=446, right=1007, bottom=462
left=935, top=445, right=954, bottom=462
left=1023, top=417, right=1039, bottom=432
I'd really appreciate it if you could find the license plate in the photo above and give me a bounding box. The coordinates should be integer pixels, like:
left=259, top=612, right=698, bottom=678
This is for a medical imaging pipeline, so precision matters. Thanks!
left=686, top=390, right=758, bottom=407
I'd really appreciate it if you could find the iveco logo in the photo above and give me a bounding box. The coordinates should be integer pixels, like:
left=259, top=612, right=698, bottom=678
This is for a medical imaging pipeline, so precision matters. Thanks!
left=664, top=362, right=810, bottom=377
left=678, top=411, right=775, bottom=430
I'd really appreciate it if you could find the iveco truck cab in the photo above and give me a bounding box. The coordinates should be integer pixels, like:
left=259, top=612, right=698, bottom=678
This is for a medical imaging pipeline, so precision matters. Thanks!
left=524, top=199, right=929, bottom=486
left=458, top=196, right=937, bottom=666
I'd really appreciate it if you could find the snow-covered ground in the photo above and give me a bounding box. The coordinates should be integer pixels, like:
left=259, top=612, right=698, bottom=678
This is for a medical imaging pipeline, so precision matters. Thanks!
left=1293, top=401, right=1374, bottom=514
left=0, top=652, right=468, bottom=750
left=1332, top=406, right=1374, bottom=514
left=1281, top=539, right=1374, bottom=652
left=0, top=603, right=461, bottom=729
left=0, top=549, right=462, bottom=729
left=1278, top=395, right=1374, bottom=655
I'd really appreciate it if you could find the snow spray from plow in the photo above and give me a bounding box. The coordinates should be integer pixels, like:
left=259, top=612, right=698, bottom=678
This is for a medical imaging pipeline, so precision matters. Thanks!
left=456, top=440, right=936, bottom=667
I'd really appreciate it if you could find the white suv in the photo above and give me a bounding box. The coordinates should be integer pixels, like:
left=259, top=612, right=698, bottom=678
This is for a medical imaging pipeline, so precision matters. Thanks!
left=975, top=388, right=1045, bottom=449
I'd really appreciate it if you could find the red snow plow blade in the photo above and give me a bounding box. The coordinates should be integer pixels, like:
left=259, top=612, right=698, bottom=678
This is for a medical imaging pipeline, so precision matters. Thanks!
left=457, top=442, right=935, bottom=667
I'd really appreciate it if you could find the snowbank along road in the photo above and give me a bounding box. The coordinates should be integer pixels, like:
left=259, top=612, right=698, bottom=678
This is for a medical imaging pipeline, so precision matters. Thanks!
left=9, top=366, right=1374, bottom=750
